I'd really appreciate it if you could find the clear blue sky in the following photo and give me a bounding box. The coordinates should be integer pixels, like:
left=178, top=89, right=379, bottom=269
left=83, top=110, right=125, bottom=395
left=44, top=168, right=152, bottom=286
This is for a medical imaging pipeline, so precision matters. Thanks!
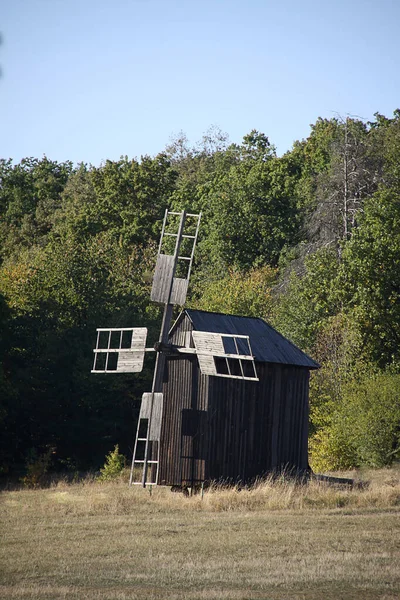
left=2, top=0, right=400, bottom=166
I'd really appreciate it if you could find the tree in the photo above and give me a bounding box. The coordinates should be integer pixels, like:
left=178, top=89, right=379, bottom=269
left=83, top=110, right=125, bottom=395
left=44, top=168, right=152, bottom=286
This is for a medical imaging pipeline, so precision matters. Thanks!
left=195, top=133, right=302, bottom=274
left=302, top=117, right=382, bottom=253
left=0, top=157, right=73, bottom=263
left=337, top=187, right=400, bottom=366
left=192, top=266, right=276, bottom=321
left=273, top=247, right=340, bottom=353
left=55, top=155, right=177, bottom=248
left=0, top=236, right=159, bottom=471
left=0, top=154, right=178, bottom=472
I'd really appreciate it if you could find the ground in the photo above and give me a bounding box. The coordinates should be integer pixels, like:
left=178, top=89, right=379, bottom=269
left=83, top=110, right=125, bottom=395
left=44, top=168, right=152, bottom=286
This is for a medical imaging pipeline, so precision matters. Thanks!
left=1, top=469, right=399, bottom=599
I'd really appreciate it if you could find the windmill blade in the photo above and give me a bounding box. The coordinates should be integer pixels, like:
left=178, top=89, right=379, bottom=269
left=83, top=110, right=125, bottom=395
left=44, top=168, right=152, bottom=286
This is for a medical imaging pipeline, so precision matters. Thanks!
left=139, top=392, right=163, bottom=441
left=130, top=392, right=163, bottom=486
left=91, top=327, right=147, bottom=373
left=192, top=331, right=259, bottom=381
left=151, top=210, right=201, bottom=306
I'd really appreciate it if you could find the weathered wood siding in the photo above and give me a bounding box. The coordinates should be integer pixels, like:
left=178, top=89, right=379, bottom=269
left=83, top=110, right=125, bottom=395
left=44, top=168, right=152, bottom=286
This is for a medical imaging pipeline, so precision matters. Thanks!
left=159, top=356, right=209, bottom=486
left=158, top=314, right=310, bottom=486
left=206, top=363, right=309, bottom=481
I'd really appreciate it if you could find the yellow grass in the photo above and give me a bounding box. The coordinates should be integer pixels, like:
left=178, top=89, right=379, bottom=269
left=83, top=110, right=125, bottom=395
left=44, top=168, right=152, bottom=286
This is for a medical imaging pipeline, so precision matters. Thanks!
left=1, top=467, right=399, bottom=599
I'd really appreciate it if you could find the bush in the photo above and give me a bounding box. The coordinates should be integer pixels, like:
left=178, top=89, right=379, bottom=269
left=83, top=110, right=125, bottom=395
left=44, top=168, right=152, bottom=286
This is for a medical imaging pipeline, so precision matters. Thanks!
left=310, top=371, right=400, bottom=471
left=98, top=445, right=126, bottom=481
left=21, top=447, right=54, bottom=488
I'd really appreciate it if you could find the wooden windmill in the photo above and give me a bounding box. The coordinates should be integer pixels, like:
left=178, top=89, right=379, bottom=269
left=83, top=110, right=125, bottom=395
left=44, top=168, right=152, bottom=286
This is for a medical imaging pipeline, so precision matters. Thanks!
left=91, top=210, right=260, bottom=487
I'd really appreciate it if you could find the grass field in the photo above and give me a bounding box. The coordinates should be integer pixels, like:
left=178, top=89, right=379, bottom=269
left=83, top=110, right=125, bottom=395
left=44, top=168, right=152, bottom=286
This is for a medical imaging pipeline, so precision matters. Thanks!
left=1, top=468, right=400, bottom=600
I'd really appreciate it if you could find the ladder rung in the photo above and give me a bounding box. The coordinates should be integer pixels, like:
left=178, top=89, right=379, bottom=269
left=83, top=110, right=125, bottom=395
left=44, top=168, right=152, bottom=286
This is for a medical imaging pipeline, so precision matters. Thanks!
left=96, top=327, right=138, bottom=332
left=93, top=348, right=142, bottom=353
left=167, top=211, right=201, bottom=218
left=137, top=438, right=148, bottom=442
left=164, top=234, right=196, bottom=240
left=178, top=256, right=191, bottom=261
left=166, top=211, right=200, bottom=218
left=134, top=460, right=159, bottom=464
left=132, top=482, right=158, bottom=486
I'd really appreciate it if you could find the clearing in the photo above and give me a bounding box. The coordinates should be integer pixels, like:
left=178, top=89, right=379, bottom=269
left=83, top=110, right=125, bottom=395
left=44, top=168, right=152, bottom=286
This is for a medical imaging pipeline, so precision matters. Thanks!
left=1, top=468, right=399, bottom=599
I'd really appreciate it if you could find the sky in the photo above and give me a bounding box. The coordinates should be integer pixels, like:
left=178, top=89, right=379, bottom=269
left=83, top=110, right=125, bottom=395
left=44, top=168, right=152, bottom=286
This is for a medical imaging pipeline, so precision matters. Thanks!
left=1, top=0, right=400, bottom=166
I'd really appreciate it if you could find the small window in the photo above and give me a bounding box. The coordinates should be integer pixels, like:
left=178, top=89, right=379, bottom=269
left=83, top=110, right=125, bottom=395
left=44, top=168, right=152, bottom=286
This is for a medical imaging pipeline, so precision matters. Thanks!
left=98, top=330, right=110, bottom=349
left=138, top=418, right=149, bottom=440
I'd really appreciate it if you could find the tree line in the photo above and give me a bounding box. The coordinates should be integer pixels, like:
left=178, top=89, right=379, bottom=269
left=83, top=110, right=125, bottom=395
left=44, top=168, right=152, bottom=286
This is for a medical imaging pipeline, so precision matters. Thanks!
left=1, top=112, right=400, bottom=477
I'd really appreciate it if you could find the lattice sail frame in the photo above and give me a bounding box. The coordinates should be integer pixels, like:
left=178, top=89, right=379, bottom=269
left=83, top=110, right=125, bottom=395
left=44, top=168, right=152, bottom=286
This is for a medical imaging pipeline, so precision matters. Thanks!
left=92, top=327, right=147, bottom=373
left=151, top=211, right=201, bottom=306
left=192, top=331, right=259, bottom=381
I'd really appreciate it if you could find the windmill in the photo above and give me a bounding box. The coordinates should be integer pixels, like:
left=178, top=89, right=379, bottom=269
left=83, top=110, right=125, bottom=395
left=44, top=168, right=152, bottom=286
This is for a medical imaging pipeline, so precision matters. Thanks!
left=91, top=210, right=259, bottom=487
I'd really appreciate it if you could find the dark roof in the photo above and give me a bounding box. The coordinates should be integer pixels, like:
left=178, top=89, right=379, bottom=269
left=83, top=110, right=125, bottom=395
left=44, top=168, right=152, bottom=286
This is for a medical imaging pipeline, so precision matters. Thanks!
left=181, top=309, right=319, bottom=369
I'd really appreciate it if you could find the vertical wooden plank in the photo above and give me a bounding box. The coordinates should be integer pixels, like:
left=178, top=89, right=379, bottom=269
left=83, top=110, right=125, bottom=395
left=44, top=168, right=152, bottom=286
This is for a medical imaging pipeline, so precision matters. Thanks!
left=270, top=365, right=281, bottom=469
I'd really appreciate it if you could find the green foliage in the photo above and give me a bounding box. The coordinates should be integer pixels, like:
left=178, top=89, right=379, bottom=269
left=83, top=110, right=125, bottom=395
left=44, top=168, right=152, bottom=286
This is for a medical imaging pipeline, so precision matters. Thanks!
left=201, top=145, right=301, bottom=272
left=273, top=247, right=339, bottom=352
left=337, top=187, right=400, bottom=366
left=192, top=266, right=276, bottom=321
left=98, top=445, right=126, bottom=481
left=308, top=313, right=365, bottom=436
left=1, top=113, right=400, bottom=476
left=0, top=156, right=170, bottom=473
left=21, top=447, right=54, bottom=488
left=0, top=293, right=15, bottom=473
left=310, top=371, right=400, bottom=471
left=169, top=130, right=303, bottom=278
left=0, top=157, right=73, bottom=262
left=54, top=155, right=177, bottom=248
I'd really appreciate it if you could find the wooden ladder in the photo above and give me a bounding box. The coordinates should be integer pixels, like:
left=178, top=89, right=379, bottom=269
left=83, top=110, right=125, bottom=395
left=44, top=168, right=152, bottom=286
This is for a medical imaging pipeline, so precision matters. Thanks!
left=129, top=392, right=163, bottom=486
left=129, top=416, right=160, bottom=486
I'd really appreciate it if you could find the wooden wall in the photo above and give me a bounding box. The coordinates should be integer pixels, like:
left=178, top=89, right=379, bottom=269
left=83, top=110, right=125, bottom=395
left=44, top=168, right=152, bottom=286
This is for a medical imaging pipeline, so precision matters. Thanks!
left=158, top=315, right=310, bottom=487
left=206, top=363, right=309, bottom=482
left=158, top=356, right=209, bottom=486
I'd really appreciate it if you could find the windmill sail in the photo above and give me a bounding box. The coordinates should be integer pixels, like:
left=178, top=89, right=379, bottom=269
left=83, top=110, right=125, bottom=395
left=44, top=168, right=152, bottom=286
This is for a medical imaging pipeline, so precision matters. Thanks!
left=151, top=211, right=201, bottom=306
left=129, top=392, right=163, bottom=486
left=192, top=331, right=259, bottom=381
left=92, top=327, right=147, bottom=373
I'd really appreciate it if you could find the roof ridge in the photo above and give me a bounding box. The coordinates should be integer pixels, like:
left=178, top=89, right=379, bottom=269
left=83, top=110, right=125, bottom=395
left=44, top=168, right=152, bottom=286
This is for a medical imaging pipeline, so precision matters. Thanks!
left=185, top=307, right=265, bottom=322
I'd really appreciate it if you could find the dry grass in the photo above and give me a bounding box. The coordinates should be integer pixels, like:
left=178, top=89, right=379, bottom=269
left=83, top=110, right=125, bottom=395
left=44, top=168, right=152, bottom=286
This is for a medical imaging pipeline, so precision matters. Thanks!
left=1, top=468, right=399, bottom=599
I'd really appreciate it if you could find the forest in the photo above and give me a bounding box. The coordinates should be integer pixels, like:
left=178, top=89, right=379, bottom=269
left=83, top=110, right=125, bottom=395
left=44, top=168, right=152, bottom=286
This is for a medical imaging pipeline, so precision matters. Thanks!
left=1, top=111, right=400, bottom=478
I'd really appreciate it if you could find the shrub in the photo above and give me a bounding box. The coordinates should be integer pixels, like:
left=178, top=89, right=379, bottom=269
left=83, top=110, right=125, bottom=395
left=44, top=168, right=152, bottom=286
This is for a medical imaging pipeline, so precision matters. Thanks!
left=21, top=447, right=54, bottom=488
left=310, top=371, right=400, bottom=471
left=98, top=445, right=126, bottom=481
